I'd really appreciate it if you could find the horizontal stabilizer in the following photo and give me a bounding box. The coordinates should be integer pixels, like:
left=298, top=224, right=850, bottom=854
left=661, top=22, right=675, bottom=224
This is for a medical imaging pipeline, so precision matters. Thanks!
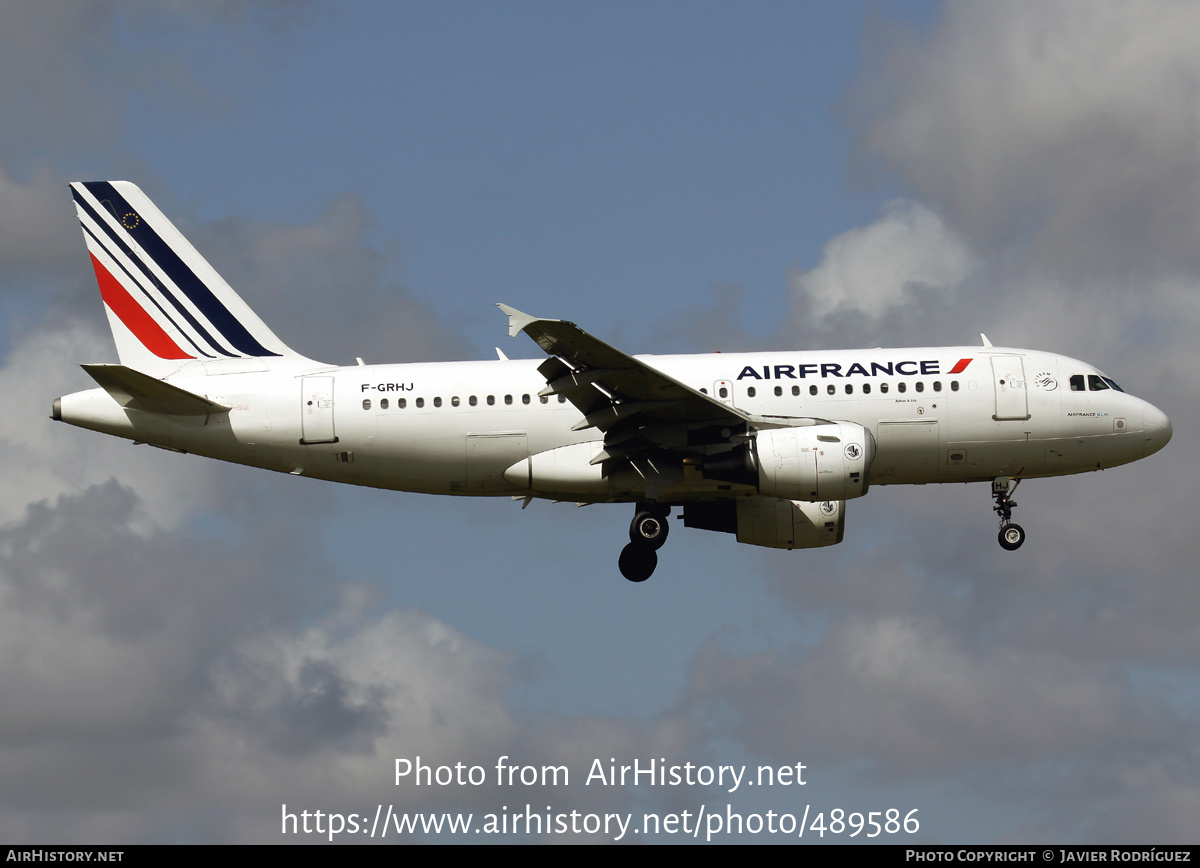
left=82, top=364, right=230, bottom=416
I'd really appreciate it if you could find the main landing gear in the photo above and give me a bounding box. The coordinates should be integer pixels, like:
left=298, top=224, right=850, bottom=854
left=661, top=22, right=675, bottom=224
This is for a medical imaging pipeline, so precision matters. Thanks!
left=619, top=503, right=670, bottom=582
left=992, top=477, right=1025, bottom=551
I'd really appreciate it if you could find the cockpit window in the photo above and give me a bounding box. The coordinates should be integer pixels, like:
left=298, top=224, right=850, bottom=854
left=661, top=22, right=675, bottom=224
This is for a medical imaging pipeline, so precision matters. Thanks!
left=1102, top=376, right=1124, bottom=392
left=1070, top=375, right=1085, bottom=391
left=1088, top=375, right=1109, bottom=392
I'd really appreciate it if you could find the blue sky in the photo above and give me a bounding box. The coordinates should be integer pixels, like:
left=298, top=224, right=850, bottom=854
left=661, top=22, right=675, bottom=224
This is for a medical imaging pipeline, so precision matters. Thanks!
left=110, top=2, right=931, bottom=347
left=1, top=0, right=1197, bottom=844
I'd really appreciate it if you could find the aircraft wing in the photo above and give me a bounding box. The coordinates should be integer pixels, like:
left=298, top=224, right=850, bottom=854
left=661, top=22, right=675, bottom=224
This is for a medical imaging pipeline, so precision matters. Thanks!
left=498, top=304, right=748, bottom=431
left=499, top=305, right=826, bottom=484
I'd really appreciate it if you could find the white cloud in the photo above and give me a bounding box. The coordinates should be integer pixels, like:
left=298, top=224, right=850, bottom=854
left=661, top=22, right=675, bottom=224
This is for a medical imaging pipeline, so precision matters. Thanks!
left=0, top=482, right=693, bottom=842
left=852, top=0, right=1200, bottom=277
left=790, top=199, right=974, bottom=322
left=0, top=320, right=223, bottom=528
left=689, top=613, right=1168, bottom=772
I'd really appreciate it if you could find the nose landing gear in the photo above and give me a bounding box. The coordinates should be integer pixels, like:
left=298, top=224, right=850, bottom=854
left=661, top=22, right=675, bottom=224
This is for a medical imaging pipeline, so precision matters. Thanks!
left=992, top=477, right=1025, bottom=551
left=619, top=503, right=670, bottom=582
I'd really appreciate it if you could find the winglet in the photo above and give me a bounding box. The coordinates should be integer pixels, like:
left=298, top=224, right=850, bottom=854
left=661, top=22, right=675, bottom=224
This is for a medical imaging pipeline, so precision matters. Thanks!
left=497, top=303, right=540, bottom=338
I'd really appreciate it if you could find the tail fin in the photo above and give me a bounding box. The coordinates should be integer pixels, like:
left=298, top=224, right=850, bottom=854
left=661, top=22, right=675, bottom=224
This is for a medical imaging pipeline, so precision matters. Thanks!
left=70, top=181, right=312, bottom=377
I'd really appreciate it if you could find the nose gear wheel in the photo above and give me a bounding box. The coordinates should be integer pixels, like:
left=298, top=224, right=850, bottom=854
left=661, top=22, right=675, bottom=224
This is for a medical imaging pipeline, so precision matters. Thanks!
left=998, top=523, right=1025, bottom=550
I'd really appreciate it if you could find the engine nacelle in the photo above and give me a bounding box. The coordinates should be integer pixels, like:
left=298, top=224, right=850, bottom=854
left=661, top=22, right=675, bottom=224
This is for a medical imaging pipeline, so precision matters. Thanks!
left=754, top=421, right=874, bottom=501
left=683, top=497, right=845, bottom=549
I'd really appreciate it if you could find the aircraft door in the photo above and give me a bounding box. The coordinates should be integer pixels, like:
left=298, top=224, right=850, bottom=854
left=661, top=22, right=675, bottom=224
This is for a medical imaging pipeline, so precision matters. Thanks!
left=991, top=356, right=1030, bottom=421
left=300, top=376, right=338, bottom=444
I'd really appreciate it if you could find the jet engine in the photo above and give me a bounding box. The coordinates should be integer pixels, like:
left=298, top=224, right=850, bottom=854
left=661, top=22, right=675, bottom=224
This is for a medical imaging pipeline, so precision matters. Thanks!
left=703, top=421, right=875, bottom=501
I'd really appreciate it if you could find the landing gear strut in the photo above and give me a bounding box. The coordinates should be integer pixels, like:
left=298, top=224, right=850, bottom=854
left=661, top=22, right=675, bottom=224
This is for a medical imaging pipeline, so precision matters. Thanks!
left=992, top=477, right=1025, bottom=551
left=619, top=503, right=670, bottom=582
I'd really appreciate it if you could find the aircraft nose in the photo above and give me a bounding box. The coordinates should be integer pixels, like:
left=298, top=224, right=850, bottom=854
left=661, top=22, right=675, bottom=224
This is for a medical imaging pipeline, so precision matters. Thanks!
left=1143, top=403, right=1172, bottom=457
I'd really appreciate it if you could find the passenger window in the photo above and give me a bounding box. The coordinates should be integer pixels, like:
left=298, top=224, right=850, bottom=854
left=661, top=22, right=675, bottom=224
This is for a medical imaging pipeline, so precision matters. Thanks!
left=399, top=398, right=406, bottom=409
left=792, top=385, right=800, bottom=396
left=451, top=396, right=460, bottom=407
left=845, top=384, right=853, bottom=395
left=469, top=395, right=477, bottom=406
left=486, top=395, right=495, bottom=406
left=719, top=387, right=728, bottom=398
left=522, top=394, right=531, bottom=404
left=381, top=398, right=389, bottom=409
left=898, top=382, right=907, bottom=393
left=827, top=384, right=835, bottom=395
left=950, top=381, right=959, bottom=392
left=362, top=399, right=371, bottom=410
left=558, top=395, right=567, bottom=403
left=416, top=397, right=425, bottom=408
left=1088, top=375, right=1109, bottom=391
left=809, top=385, right=818, bottom=396
left=539, top=396, right=548, bottom=404
left=505, top=395, right=513, bottom=405
left=747, top=386, right=756, bottom=398
left=701, top=388, right=708, bottom=394
left=774, top=386, right=782, bottom=397
left=433, top=397, right=442, bottom=407
left=880, top=383, right=889, bottom=394
left=933, top=381, right=942, bottom=392
left=915, top=382, right=924, bottom=393
left=863, top=383, right=871, bottom=395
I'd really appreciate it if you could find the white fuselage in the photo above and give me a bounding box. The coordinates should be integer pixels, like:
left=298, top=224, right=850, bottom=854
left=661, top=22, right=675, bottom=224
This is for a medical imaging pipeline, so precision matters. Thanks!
left=58, top=346, right=1172, bottom=504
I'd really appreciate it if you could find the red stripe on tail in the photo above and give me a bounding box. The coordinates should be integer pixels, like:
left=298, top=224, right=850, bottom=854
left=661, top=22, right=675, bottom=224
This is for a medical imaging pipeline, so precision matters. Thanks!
left=89, top=253, right=193, bottom=360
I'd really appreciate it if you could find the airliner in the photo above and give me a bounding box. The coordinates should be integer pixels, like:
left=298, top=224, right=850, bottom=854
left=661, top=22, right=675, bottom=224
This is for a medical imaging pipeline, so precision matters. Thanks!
left=53, top=181, right=1173, bottom=581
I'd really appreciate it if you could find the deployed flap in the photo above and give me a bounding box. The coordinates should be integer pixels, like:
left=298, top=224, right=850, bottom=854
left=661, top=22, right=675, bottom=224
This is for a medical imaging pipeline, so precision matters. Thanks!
left=82, top=364, right=231, bottom=416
